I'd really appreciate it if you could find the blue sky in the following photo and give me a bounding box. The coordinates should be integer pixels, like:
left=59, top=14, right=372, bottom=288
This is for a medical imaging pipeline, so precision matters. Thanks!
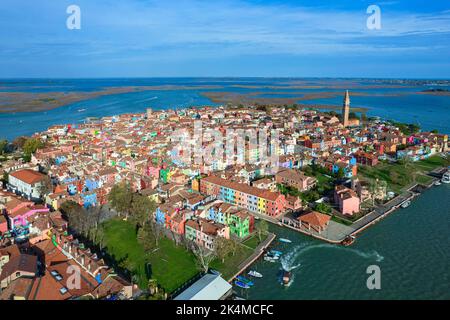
left=0, top=0, right=449, bottom=78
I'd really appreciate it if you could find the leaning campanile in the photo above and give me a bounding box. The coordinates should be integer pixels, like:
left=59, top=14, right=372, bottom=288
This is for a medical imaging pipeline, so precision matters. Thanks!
left=342, top=90, right=350, bottom=127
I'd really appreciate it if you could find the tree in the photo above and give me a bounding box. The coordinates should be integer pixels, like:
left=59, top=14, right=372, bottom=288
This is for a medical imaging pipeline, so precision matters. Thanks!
left=108, top=183, right=134, bottom=219
left=315, top=202, right=332, bottom=214
left=368, top=179, right=378, bottom=207
left=190, top=242, right=216, bottom=273
left=361, top=113, right=368, bottom=123
left=130, top=195, right=156, bottom=229
left=37, top=176, right=53, bottom=200
left=0, top=140, right=7, bottom=155
left=60, top=200, right=86, bottom=234
left=137, top=223, right=156, bottom=252
left=213, top=237, right=234, bottom=263
left=349, top=112, right=359, bottom=120
left=12, top=136, right=27, bottom=150
left=336, top=167, right=345, bottom=179
left=389, top=171, right=400, bottom=184
left=22, top=138, right=44, bottom=161
left=255, top=220, right=269, bottom=241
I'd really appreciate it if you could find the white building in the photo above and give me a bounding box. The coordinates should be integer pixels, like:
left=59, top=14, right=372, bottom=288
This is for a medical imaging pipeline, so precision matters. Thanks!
left=7, top=169, right=46, bottom=200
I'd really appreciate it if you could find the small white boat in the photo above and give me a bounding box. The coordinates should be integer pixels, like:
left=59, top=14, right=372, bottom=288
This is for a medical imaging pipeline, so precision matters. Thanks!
left=265, top=253, right=279, bottom=260
left=248, top=270, right=263, bottom=278
left=78, top=108, right=86, bottom=112
left=434, top=181, right=442, bottom=186
left=400, top=200, right=411, bottom=208
left=441, top=172, right=450, bottom=184
left=264, top=256, right=277, bottom=262
left=279, top=238, right=292, bottom=243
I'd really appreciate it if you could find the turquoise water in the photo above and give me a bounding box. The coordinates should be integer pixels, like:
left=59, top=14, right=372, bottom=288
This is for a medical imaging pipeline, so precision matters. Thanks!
left=242, top=184, right=450, bottom=300
left=1, top=78, right=449, bottom=140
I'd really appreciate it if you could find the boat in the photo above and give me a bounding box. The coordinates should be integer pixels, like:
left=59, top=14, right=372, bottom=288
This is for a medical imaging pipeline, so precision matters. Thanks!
left=234, top=280, right=251, bottom=289
left=341, top=235, right=356, bottom=246
left=281, top=270, right=292, bottom=287
left=400, top=200, right=411, bottom=208
left=248, top=270, right=263, bottom=278
left=78, top=108, right=86, bottom=112
left=265, top=253, right=279, bottom=260
left=279, top=238, right=292, bottom=243
left=263, top=256, right=277, bottom=262
left=442, top=171, right=450, bottom=184
left=434, top=181, right=442, bottom=186
left=236, top=275, right=254, bottom=286
left=270, top=250, right=283, bottom=256
left=210, top=269, right=222, bottom=276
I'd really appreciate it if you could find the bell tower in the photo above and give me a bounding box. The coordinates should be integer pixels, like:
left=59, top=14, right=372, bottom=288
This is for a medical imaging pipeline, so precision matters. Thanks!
left=342, top=90, right=350, bottom=127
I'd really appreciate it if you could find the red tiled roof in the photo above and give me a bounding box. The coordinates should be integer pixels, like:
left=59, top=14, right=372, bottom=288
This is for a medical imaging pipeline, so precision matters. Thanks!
left=298, top=211, right=331, bottom=228
left=202, top=175, right=282, bottom=201
left=9, top=169, right=46, bottom=185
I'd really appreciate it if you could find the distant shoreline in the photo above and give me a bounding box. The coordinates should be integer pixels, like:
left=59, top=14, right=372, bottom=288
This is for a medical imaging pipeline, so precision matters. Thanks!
left=0, top=85, right=222, bottom=113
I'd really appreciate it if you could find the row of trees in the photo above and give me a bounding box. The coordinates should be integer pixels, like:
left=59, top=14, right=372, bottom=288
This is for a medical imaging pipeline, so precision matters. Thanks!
left=0, top=136, right=45, bottom=162
left=60, top=200, right=118, bottom=248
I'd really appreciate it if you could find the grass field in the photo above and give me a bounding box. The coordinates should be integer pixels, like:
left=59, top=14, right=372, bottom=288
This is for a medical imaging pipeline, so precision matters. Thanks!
left=146, top=237, right=199, bottom=293
left=211, top=245, right=254, bottom=280
left=101, top=219, right=198, bottom=293
left=101, top=219, right=149, bottom=288
left=358, top=155, right=449, bottom=193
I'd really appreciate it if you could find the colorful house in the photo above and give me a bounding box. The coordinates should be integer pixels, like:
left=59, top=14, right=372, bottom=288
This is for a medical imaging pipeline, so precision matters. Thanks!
left=200, top=175, right=286, bottom=217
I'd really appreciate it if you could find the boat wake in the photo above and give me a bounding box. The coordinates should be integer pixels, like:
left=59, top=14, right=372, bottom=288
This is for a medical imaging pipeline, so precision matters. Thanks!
left=280, top=242, right=384, bottom=271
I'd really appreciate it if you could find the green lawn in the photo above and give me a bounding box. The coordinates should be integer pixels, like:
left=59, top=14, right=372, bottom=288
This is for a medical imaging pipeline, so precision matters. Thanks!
left=211, top=245, right=254, bottom=280
left=146, top=237, right=199, bottom=293
left=212, top=232, right=268, bottom=280
left=101, top=219, right=199, bottom=293
left=242, top=234, right=261, bottom=249
left=358, top=155, right=449, bottom=193
left=101, top=219, right=266, bottom=291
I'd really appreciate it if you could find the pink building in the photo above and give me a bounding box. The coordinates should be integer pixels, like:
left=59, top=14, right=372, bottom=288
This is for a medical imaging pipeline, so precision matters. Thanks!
left=334, top=185, right=360, bottom=216
left=0, top=215, right=8, bottom=234
left=7, top=204, right=50, bottom=228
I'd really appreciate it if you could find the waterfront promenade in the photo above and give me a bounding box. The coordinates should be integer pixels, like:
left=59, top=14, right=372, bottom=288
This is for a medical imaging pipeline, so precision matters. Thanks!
left=273, top=173, right=441, bottom=244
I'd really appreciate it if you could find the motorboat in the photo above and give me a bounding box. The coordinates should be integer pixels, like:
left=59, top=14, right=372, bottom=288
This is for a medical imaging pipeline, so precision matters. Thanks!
left=281, top=270, right=292, bottom=287
left=248, top=270, right=263, bottom=278
left=263, top=256, right=277, bottom=263
left=442, top=171, right=450, bottom=184
left=234, top=280, right=251, bottom=289
left=400, top=200, right=411, bottom=208
left=341, top=235, right=356, bottom=246
left=270, top=250, right=283, bottom=256
left=236, top=275, right=254, bottom=286
left=264, top=253, right=279, bottom=260
left=434, top=181, right=442, bottom=186
left=279, top=238, right=292, bottom=243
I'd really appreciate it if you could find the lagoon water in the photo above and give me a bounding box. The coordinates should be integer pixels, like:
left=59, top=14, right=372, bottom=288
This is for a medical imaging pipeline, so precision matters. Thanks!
left=244, top=184, right=450, bottom=300
left=1, top=78, right=450, bottom=140
left=0, top=78, right=449, bottom=299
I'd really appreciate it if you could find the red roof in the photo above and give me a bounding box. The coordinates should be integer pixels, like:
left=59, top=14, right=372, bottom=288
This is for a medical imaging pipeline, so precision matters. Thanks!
left=298, top=211, right=331, bottom=228
left=9, top=169, right=46, bottom=185
left=202, top=175, right=282, bottom=201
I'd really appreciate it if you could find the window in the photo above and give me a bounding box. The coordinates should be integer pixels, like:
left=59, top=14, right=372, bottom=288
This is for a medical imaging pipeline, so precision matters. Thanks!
left=60, top=287, right=68, bottom=295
